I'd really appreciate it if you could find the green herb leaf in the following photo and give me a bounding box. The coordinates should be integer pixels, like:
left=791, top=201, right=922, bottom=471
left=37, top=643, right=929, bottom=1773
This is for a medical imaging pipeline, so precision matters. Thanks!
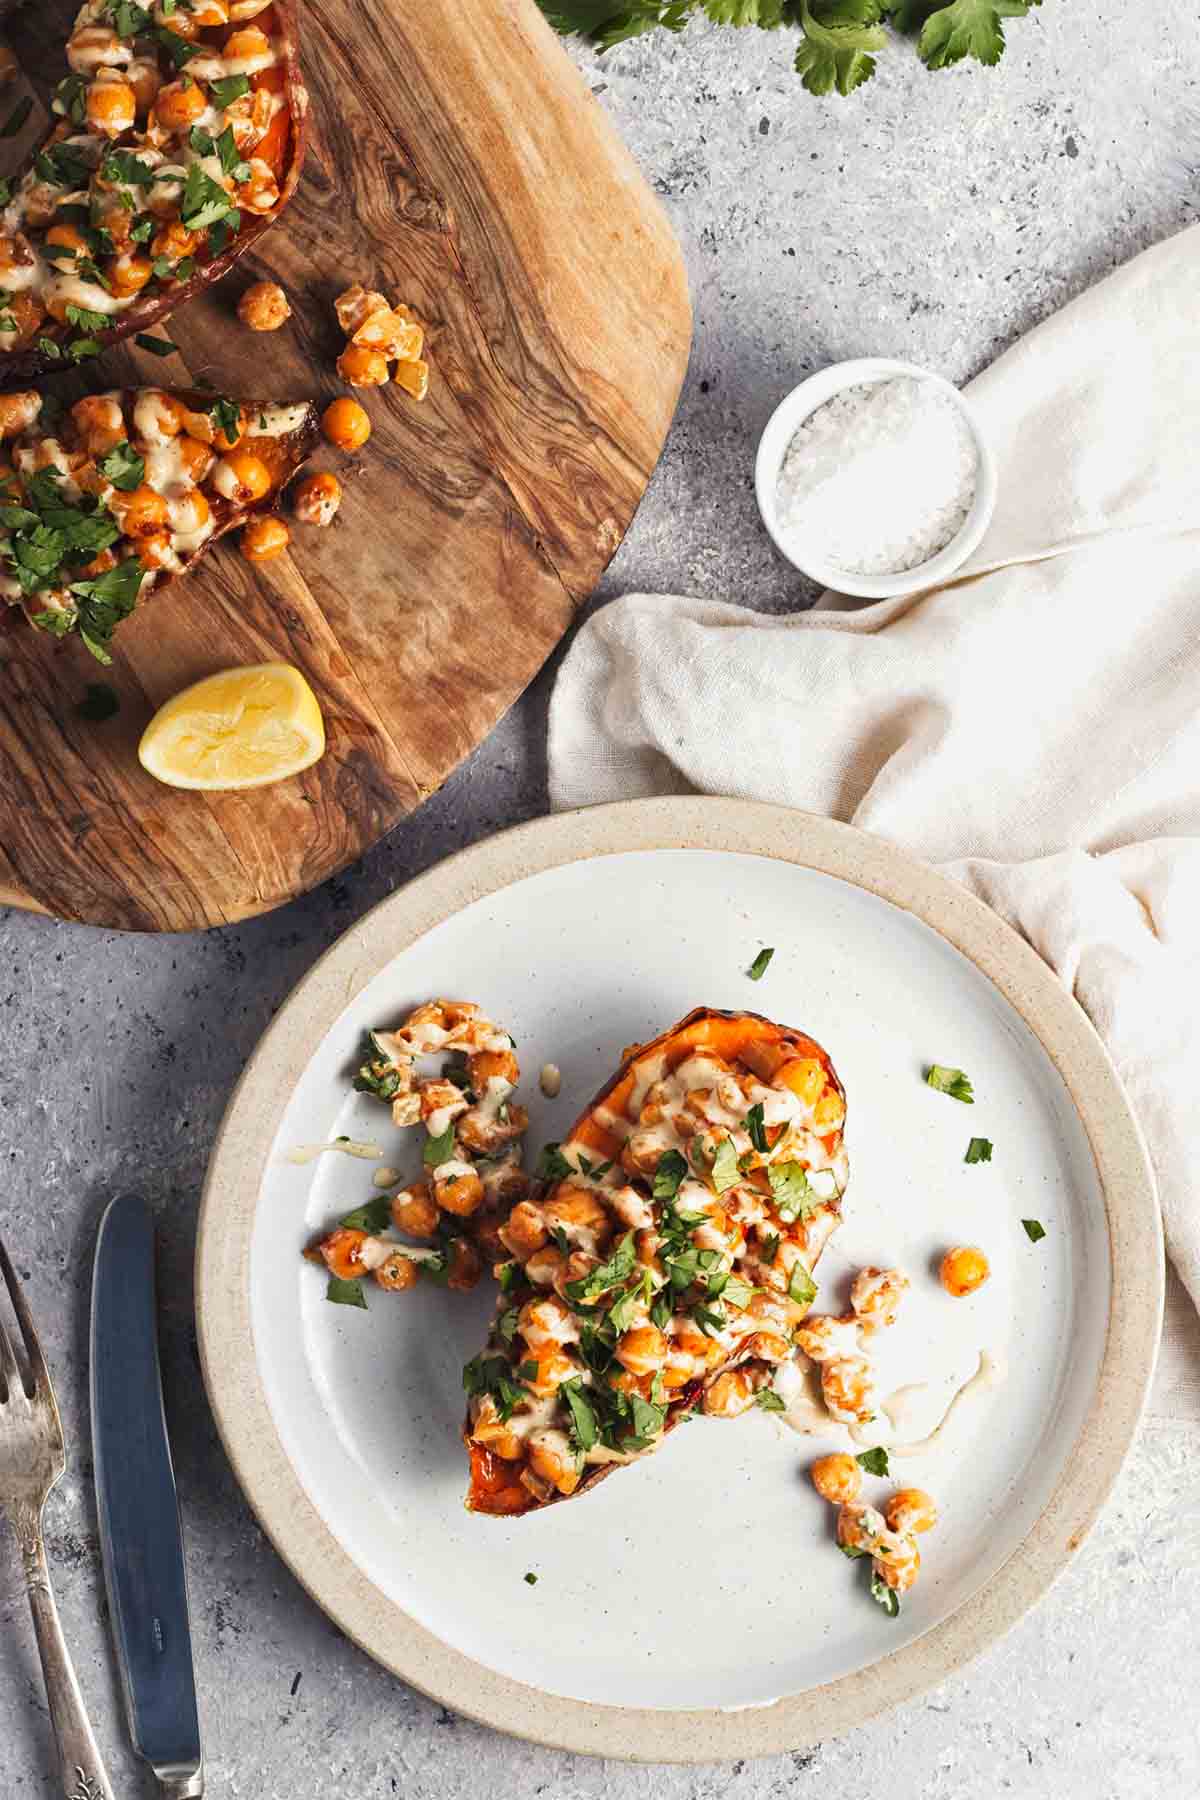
left=36, top=337, right=63, bottom=360
left=608, top=1268, right=652, bottom=1335
left=652, top=1148, right=688, bottom=1200
left=210, top=73, right=252, bottom=110
left=691, top=1301, right=726, bottom=1337
left=870, top=1570, right=901, bottom=1618
left=755, top=1387, right=787, bottom=1412
left=839, top=1541, right=870, bottom=1560
left=135, top=333, right=177, bottom=356
left=338, top=1195, right=392, bottom=1234
left=98, top=440, right=145, bottom=492
left=69, top=558, right=147, bottom=664
left=561, top=1378, right=598, bottom=1451
left=523, top=1571, right=538, bottom=1586
left=75, top=682, right=120, bottom=722
left=548, top=1223, right=571, bottom=1255
left=1021, top=1218, right=1046, bottom=1243
left=721, top=1275, right=756, bottom=1311
left=422, top=1122, right=457, bottom=1167
left=565, top=1232, right=636, bottom=1304
left=964, top=1136, right=993, bottom=1164
left=326, top=1276, right=367, bottom=1309
left=925, top=1064, right=974, bottom=1104
left=787, top=1261, right=817, bottom=1308
left=102, top=150, right=158, bottom=188
left=68, top=337, right=104, bottom=364
left=759, top=1230, right=781, bottom=1264
left=710, top=1135, right=741, bottom=1193
left=181, top=162, right=236, bottom=232
left=747, top=945, right=775, bottom=980
left=498, top=1305, right=520, bottom=1344
left=157, top=24, right=199, bottom=68
left=743, top=1102, right=768, bottom=1152
left=536, top=1141, right=574, bottom=1182
left=856, top=1446, right=890, bottom=1477
left=105, top=0, right=153, bottom=37
left=768, top=1160, right=816, bottom=1222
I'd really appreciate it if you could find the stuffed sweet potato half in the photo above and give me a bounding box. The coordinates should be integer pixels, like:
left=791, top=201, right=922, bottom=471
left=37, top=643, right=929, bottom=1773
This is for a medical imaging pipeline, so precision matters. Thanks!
left=0, top=0, right=305, bottom=386
left=464, top=1006, right=849, bottom=1516
left=0, top=381, right=316, bottom=658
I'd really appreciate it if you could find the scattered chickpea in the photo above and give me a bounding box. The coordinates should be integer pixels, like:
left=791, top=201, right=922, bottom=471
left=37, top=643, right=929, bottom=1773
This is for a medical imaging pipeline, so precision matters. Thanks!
left=321, top=396, right=371, bottom=452
left=293, top=470, right=342, bottom=527
left=810, top=1453, right=863, bottom=1507
left=374, top=1253, right=418, bottom=1293
left=336, top=343, right=389, bottom=388
left=885, top=1488, right=939, bottom=1536
left=240, top=515, right=290, bottom=562
left=940, top=1244, right=991, bottom=1297
left=393, top=357, right=429, bottom=402
left=238, top=280, right=292, bottom=332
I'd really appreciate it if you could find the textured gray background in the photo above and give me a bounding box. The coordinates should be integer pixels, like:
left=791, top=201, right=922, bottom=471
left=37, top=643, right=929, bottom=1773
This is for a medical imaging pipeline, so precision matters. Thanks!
left=4, top=6, right=1200, bottom=1795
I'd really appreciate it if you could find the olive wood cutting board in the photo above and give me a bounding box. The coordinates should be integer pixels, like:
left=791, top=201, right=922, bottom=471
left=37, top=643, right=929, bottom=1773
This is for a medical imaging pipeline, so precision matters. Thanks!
left=0, top=0, right=690, bottom=931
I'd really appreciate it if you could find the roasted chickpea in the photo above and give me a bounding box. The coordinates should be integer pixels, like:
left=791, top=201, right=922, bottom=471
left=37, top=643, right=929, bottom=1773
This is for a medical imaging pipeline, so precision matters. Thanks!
left=518, top=1295, right=575, bottom=1350
left=467, top=1047, right=519, bottom=1090
left=499, top=1200, right=547, bottom=1260
left=523, top=1245, right=567, bottom=1289
left=238, top=279, right=291, bottom=331
left=127, top=56, right=162, bottom=115
left=240, top=515, right=289, bottom=561
left=374, top=1253, right=418, bottom=1293
left=151, top=220, right=200, bottom=266
left=213, top=449, right=271, bottom=505
left=176, top=435, right=215, bottom=484
left=431, top=1164, right=484, bottom=1218
left=810, top=1453, right=863, bottom=1506
left=236, top=157, right=280, bottom=215
left=820, top=1355, right=877, bottom=1427
left=885, top=1489, right=938, bottom=1536
left=67, top=25, right=129, bottom=78
left=113, top=484, right=170, bottom=538
left=76, top=547, right=117, bottom=579
left=317, top=1227, right=367, bottom=1280
left=850, top=1267, right=911, bottom=1334
left=45, top=223, right=88, bottom=260
left=704, top=1369, right=758, bottom=1419
left=543, top=1185, right=611, bottom=1247
left=873, top=1537, right=920, bottom=1593
left=334, top=284, right=388, bottom=336
left=154, top=77, right=209, bottom=132
left=223, top=25, right=272, bottom=61
left=527, top=1431, right=581, bottom=1498
left=940, top=1245, right=990, bottom=1298
left=168, top=489, right=211, bottom=536
left=390, top=1181, right=439, bottom=1239
left=336, top=344, right=389, bottom=389
left=321, top=396, right=371, bottom=451
left=524, top=1350, right=577, bottom=1400
left=793, top=1312, right=860, bottom=1365
left=0, top=43, right=16, bottom=87
left=0, top=292, right=44, bottom=344
left=71, top=395, right=126, bottom=456
left=87, top=74, right=136, bottom=136
left=836, top=1502, right=887, bottom=1555
left=138, top=531, right=175, bottom=571
left=393, top=357, right=429, bottom=402
left=292, top=471, right=342, bottom=528
left=108, top=251, right=154, bottom=297
left=0, top=392, right=43, bottom=439
left=614, top=1323, right=667, bottom=1378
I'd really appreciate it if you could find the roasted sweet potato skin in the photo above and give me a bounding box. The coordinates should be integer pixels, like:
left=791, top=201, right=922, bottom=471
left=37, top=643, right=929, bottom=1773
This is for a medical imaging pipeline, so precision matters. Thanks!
left=0, top=2, right=308, bottom=389
left=464, top=1006, right=849, bottom=1517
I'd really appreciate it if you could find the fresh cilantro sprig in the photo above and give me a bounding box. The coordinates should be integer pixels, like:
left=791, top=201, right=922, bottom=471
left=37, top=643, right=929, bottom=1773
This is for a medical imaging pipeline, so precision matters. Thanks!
left=925, top=1064, right=974, bottom=1103
left=538, top=0, right=1042, bottom=96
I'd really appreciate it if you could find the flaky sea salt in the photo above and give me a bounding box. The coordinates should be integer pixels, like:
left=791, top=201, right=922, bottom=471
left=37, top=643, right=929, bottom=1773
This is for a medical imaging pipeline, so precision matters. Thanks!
left=774, top=376, right=979, bottom=576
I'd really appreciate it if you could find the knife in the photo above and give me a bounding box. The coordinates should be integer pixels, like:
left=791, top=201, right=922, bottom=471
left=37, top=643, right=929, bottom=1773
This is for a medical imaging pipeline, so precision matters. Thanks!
left=91, top=1196, right=204, bottom=1799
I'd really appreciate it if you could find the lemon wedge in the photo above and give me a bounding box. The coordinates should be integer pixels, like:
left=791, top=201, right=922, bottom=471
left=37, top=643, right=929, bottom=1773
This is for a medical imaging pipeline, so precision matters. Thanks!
left=138, top=662, right=325, bottom=791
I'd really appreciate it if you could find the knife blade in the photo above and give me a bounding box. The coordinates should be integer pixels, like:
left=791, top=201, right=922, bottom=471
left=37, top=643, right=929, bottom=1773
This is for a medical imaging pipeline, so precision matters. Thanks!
left=91, top=1195, right=204, bottom=1799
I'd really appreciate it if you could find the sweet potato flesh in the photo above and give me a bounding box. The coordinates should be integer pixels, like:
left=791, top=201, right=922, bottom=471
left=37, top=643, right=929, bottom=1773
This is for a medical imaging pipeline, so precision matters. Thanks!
left=464, top=1007, right=849, bottom=1516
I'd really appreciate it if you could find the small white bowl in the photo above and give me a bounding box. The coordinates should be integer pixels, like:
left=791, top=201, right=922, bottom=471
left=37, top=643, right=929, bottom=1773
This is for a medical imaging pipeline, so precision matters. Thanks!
left=754, top=357, right=997, bottom=599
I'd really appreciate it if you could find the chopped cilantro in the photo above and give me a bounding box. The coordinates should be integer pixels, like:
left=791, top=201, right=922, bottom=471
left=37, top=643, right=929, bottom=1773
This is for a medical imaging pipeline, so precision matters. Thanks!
left=548, top=1223, right=571, bottom=1255
left=839, top=1542, right=870, bottom=1561
left=102, top=150, right=158, bottom=188
left=70, top=558, right=146, bottom=663
left=68, top=337, right=104, bottom=363
left=98, top=441, right=145, bottom=493
left=651, top=1148, right=688, bottom=1201
left=691, top=1301, right=726, bottom=1337
left=926, top=1064, right=974, bottom=1103
left=497, top=1260, right=522, bottom=1294
left=135, top=333, right=177, bottom=356
left=856, top=1446, right=890, bottom=1478
left=747, top=945, right=775, bottom=981
left=68, top=305, right=111, bottom=334
left=768, top=1160, right=816, bottom=1223
left=338, top=1195, right=392, bottom=1234
left=498, top=1305, right=520, bottom=1344
left=463, top=1354, right=527, bottom=1423
left=105, top=0, right=152, bottom=36
left=536, top=1142, right=574, bottom=1182
left=325, top=1276, right=367, bottom=1310
left=755, top=1388, right=787, bottom=1413
left=34, top=143, right=91, bottom=188
left=870, top=1571, right=900, bottom=1618
left=1022, top=1218, right=1046, bottom=1243
left=157, top=24, right=199, bottom=68
left=608, top=1268, right=652, bottom=1335
left=964, top=1137, right=993, bottom=1164
left=565, top=1232, right=636, bottom=1305
left=721, top=1275, right=756, bottom=1311
left=523, top=1572, right=538, bottom=1586
left=210, top=73, right=252, bottom=110
left=422, top=1121, right=457, bottom=1168
left=710, top=1135, right=741, bottom=1193
left=181, top=163, right=237, bottom=232
left=759, top=1230, right=780, bottom=1264
left=561, top=1379, right=598, bottom=1452
left=743, top=1102, right=768, bottom=1153
left=787, top=1261, right=817, bottom=1309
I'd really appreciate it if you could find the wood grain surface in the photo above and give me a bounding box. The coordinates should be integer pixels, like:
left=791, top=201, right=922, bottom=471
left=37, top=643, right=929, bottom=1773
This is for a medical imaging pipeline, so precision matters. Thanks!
left=0, top=0, right=691, bottom=931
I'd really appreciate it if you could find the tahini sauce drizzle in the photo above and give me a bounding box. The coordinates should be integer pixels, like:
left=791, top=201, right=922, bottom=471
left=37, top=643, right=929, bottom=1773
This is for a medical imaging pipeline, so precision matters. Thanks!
left=286, top=1139, right=384, bottom=1164
left=885, top=1349, right=1007, bottom=1459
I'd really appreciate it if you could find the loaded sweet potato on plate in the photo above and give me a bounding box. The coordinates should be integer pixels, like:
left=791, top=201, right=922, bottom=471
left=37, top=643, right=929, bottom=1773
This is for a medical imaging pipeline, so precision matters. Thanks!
left=0, top=381, right=316, bottom=658
left=463, top=1006, right=849, bottom=1515
left=0, top=0, right=305, bottom=383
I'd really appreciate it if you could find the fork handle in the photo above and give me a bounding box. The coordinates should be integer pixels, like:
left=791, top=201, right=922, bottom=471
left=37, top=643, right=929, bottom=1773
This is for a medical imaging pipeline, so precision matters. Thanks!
left=17, top=1505, right=117, bottom=1800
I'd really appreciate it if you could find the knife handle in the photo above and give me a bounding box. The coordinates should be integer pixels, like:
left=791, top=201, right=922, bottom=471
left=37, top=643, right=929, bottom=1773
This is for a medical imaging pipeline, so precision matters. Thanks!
left=17, top=1503, right=117, bottom=1800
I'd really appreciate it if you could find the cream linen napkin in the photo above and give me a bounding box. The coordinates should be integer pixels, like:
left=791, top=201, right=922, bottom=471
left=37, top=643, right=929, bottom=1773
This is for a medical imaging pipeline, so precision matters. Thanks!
left=548, top=226, right=1200, bottom=1379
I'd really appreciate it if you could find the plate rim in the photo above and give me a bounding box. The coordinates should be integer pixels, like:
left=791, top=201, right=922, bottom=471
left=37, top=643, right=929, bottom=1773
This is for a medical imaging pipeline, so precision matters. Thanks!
left=195, top=798, right=1163, bottom=1761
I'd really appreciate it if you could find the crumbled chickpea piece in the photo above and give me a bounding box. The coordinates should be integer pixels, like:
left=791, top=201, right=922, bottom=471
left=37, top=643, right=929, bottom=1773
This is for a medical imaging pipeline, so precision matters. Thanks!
left=238, top=280, right=292, bottom=332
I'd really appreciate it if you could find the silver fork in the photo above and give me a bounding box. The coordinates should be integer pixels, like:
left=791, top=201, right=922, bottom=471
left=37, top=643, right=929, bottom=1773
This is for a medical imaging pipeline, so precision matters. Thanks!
left=0, top=1233, right=116, bottom=1800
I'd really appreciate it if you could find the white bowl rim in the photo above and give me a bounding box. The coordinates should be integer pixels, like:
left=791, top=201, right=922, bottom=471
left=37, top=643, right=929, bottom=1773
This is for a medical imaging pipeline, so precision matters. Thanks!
left=754, top=356, right=998, bottom=600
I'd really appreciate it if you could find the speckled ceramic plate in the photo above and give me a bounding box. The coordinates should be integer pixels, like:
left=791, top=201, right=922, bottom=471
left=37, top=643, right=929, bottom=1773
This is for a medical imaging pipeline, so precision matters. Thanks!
left=196, top=799, right=1162, bottom=1760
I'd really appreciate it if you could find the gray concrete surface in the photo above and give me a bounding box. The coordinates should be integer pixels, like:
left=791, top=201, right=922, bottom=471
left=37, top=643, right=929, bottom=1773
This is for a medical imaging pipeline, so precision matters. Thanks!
left=4, top=5, right=1200, bottom=1794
